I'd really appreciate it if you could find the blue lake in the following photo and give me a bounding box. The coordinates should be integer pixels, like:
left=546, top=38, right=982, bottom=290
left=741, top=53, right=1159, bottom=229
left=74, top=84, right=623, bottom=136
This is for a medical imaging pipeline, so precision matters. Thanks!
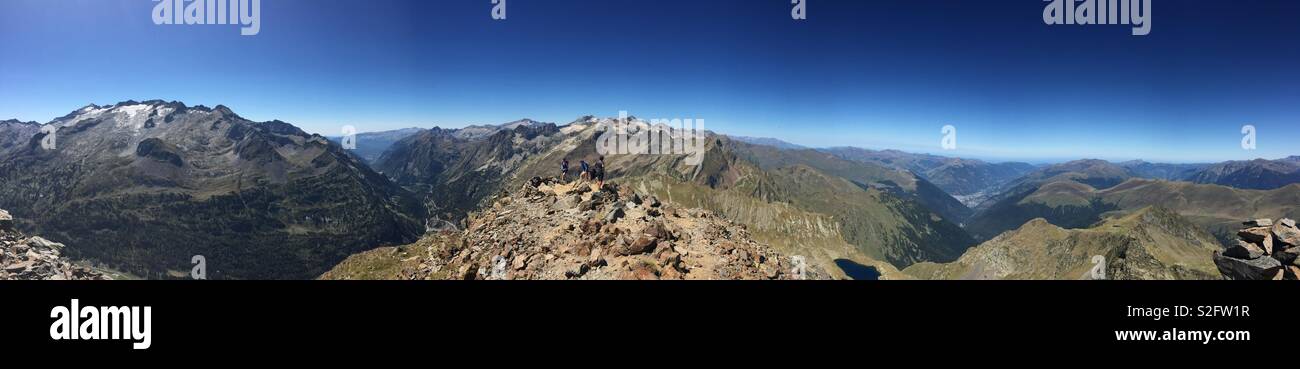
left=834, top=259, right=881, bottom=280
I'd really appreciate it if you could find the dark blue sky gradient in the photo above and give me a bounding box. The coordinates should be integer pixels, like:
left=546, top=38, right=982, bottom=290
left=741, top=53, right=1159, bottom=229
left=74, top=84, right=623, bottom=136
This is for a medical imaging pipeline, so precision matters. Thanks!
left=1, top=0, right=1297, bottom=162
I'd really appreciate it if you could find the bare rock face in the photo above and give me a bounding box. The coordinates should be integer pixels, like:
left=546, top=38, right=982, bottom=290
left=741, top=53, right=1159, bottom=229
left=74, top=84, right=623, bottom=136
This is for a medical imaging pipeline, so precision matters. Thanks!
left=1215, top=218, right=1300, bottom=280
left=323, top=177, right=828, bottom=280
left=0, top=209, right=110, bottom=280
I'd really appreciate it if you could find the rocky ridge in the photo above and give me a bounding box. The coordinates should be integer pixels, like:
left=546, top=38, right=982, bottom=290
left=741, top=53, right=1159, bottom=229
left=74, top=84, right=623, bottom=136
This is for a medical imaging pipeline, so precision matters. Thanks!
left=0, top=209, right=108, bottom=280
left=1213, top=218, right=1300, bottom=280
left=322, top=177, right=827, bottom=280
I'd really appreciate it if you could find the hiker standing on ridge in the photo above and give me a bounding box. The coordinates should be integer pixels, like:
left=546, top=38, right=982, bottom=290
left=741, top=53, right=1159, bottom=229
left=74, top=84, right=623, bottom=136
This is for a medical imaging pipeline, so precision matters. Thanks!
left=594, top=156, right=606, bottom=188
left=580, top=159, right=591, bottom=181
left=560, top=158, right=570, bottom=183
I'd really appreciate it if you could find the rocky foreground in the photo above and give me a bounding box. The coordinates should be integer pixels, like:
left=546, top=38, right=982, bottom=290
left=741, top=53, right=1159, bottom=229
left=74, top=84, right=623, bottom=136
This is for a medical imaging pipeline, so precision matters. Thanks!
left=323, top=178, right=827, bottom=280
left=0, top=209, right=109, bottom=280
left=1213, top=218, right=1300, bottom=280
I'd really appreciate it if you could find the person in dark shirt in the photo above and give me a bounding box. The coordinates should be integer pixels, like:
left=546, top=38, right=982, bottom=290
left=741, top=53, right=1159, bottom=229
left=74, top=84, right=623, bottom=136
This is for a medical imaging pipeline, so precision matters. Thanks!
left=580, top=160, right=591, bottom=181
left=593, top=156, right=606, bottom=188
left=560, top=158, right=570, bottom=183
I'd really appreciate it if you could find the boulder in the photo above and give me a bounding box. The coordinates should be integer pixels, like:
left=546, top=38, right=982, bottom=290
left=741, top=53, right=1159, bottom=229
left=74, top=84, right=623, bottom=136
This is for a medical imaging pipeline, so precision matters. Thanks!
left=1214, top=251, right=1283, bottom=280
left=1244, top=219, right=1274, bottom=227
left=625, top=262, right=659, bottom=280
left=1280, top=218, right=1297, bottom=228
left=622, top=235, right=658, bottom=256
left=511, top=254, right=530, bottom=271
left=458, top=264, right=477, bottom=280
left=1238, top=227, right=1274, bottom=254
left=604, top=207, right=626, bottom=223
left=587, top=248, right=607, bottom=268
left=1273, top=247, right=1298, bottom=266
left=573, top=184, right=592, bottom=195
left=643, top=222, right=670, bottom=241
left=580, top=219, right=603, bottom=234
left=564, top=263, right=589, bottom=278
left=1271, top=222, right=1300, bottom=248
left=4, top=260, right=33, bottom=273
left=1224, top=240, right=1265, bottom=260
left=26, top=236, right=64, bottom=251
left=552, top=194, right=581, bottom=210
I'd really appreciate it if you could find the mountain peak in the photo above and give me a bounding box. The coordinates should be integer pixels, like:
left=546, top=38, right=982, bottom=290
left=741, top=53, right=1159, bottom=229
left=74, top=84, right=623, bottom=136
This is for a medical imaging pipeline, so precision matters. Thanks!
left=0, top=119, right=38, bottom=126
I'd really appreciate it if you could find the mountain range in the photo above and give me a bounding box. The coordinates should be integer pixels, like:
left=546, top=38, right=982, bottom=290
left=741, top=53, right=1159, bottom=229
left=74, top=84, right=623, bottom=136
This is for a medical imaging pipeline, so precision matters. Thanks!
left=965, top=159, right=1300, bottom=244
left=4, top=101, right=1300, bottom=280
left=0, top=101, right=425, bottom=279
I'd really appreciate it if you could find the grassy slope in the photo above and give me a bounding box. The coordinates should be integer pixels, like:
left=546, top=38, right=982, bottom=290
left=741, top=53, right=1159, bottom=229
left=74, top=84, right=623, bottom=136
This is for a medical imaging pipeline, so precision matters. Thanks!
left=905, top=207, right=1222, bottom=280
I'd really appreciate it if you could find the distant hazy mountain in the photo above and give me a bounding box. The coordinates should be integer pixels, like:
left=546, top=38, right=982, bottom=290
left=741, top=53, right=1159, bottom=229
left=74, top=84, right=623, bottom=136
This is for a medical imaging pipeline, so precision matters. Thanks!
left=1184, top=158, right=1300, bottom=190
left=327, top=127, right=424, bottom=164
left=453, top=118, right=550, bottom=140
left=1115, top=158, right=1300, bottom=191
left=965, top=158, right=1300, bottom=243
left=374, top=122, right=563, bottom=225
left=822, top=147, right=1035, bottom=207
left=0, top=101, right=427, bottom=279
left=906, top=207, right=1222, bottom=280
left=965, top=159, right=1141, bottom=240
left=1117, top=160, right=1210, bottom=180
left=728, top=135, right=806, bottom=150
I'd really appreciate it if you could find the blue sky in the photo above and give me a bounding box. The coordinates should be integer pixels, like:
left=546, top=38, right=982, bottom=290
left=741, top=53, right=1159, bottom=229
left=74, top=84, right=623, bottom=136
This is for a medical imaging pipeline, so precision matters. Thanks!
left=1, top=0, right=1297, bottom=163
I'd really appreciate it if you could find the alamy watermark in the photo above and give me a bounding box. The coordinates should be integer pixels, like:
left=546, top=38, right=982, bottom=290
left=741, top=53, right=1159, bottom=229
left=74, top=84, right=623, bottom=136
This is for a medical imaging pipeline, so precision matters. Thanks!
left=792, top=0, right=807, bottom=20
left=191, top=255, right=207, bottom=280
left=1088, top=255, right=1106, bottom=280
left=790, top=255, right=807, bottom=280
left=341, top=125, right=358, bottom=150
left=492, top=0, right=507, bottom=20
left=595, top=111, right=707, bottom=166
left=941, top=125, right=957, bottom=150
left=152, top=0, right=261, bottom=36
left=40, top=126, right=57, bottom=150
left=1241, top=125, right=1256, bottom=150
left=1043, top=0, right=1152, bottom=36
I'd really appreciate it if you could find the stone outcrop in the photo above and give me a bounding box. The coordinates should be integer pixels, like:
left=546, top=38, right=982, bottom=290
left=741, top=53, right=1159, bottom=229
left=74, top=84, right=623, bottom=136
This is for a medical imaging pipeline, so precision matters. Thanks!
left=1213, top=218, right=1300, bottom=280
left=0, top=209, right=110, bottom=280
left=322, top=178, right=828, bottom=280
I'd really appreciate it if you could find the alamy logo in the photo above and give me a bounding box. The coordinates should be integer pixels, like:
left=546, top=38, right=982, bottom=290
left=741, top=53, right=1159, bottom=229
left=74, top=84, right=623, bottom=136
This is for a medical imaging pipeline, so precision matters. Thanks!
left=40, top=125, right=57, bottom=150
left=595, top=111, right=707, bottom=166
left=941, top=125, right=957, bottom=150
left=792, top=0, right=807, bottom=20
left=790, top=256, right=807, bottom=280
left=192, top=255, right=207, bottom=279
left=1043, top=0, right=1152, bottom=36
left=153, top=0, right=262, bottom=36
left=492, top=0, right=507, bottom=20
left=1241, top=125, right=1257, bottom=150
left=1088, top=255, right=1106, bottom=280
left=341, top=125, right=358, bottom=150
left=49, top=299, right=152, bottom=350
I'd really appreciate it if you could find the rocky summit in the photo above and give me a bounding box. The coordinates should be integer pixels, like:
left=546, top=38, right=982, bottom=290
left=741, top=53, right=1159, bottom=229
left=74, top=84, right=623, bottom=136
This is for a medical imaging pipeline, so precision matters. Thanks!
left=0, top=209, right=108, bottom=280
left=322, top=177, right=827, bottom=280
left=1213, top=218, right=1300, bottom=280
